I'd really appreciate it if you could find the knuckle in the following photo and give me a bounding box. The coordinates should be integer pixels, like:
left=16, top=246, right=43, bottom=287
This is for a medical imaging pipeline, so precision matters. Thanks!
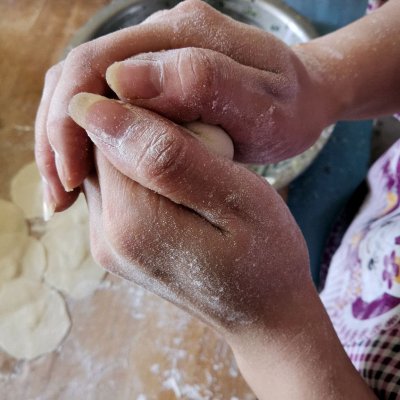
left=178, top=47, right=217, bottom=103
left=176, top=0, right=211, bottom=14
left=143, top=9, right=169, bottom=23
left=171, top=0, right=216, bottom=29
left=44, top=62, right=63, bottom=84
left=65, top=42, right=96, bottom=74
left=67, top=43, right=90, bottom=62
left=137, top=129, right=188, bottom=185
left=175, top=0, right=203, bottom=11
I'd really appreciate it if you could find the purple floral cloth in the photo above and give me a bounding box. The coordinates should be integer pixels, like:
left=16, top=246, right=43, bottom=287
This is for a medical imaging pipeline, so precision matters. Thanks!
left=321, top=138, right=400, bottom=398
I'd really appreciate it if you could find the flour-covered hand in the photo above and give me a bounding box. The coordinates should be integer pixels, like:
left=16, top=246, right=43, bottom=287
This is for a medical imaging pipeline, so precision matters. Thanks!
left=68, top=92, right=311, bottom=333
left=35, top=0, right=330, bottom=214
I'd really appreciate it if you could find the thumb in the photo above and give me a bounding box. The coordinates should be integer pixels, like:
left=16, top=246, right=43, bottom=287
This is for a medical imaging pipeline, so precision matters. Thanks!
left=106, top=48, right=281, bottom=163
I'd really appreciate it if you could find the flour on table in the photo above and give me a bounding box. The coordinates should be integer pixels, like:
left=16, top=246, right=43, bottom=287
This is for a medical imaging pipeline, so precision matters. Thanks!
left=0, top=278, right=70, bottom=360
left=10, top=162, right=43, bottom=219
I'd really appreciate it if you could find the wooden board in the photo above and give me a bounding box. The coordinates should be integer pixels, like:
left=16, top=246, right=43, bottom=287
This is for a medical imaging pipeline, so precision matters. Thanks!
left=0, top=1, right=256, bottom=398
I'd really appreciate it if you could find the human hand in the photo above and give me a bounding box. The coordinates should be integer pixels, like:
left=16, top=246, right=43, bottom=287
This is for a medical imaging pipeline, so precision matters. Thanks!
left=69, top=93, right=376, bottom=400
left=35, top=0, right=332, bottom=215
left=68, top=92, right=311, bottom=333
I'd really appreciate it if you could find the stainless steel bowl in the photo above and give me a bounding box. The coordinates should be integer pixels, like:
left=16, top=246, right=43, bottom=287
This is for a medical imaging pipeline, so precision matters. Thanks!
left=67, top=0, right=333, bottom=188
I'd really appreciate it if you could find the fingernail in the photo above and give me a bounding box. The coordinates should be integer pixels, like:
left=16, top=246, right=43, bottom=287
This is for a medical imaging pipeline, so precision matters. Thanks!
left=54, top=151, right=73, bottom=192
left=68, top=92, right=105, bottom=128
left=106, top=59, right=162, bottom=99
left=69, top=93, right=135, bottom=147
left=42, top=178, right=55, bottom=221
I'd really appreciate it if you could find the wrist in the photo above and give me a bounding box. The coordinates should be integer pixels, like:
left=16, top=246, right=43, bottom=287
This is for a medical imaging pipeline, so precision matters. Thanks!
left=225, top=279, right=322, bottom=354
left=225, top=281, right=376, bottom=400
left=292, top=42, right=349, bottom=125
left=292, top=0, right=400, bottom=122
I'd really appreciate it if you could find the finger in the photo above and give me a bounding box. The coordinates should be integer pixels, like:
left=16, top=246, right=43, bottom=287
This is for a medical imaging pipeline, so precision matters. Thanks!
left=81, top=168, right=108, bottom=266
left=106, top=48, right=291, bottom=163
left=47, top=0, right=289, bottom=191
left=34, top=62, right=79, bottom=217
left=68, top=94, right=274, bottom=228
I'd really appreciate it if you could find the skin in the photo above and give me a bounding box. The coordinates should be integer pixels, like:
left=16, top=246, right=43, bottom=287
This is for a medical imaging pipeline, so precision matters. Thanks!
left=33, top=0, right=400, bottom=397
left=35, top=0, right=328, bottom=212
left=69, top=94, right=376, bottom=399
left=35, top=0, right=400, bottom=214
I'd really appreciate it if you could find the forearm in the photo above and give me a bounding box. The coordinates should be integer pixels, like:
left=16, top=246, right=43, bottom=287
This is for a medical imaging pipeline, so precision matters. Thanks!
left=293, top=0, right=400, bottom=122
left=226, top=281, right=376, bottom=400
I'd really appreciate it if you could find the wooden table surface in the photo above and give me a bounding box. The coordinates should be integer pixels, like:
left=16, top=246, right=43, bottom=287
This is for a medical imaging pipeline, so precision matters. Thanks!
left=0, top=1, right=256, bottom=399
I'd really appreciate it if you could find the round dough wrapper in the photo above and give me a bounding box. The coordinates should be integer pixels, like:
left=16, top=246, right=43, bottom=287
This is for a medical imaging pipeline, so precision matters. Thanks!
left=10, top=162, right=42, bottom=219
left=0, top=278, right=70, bottom=360
left=0, top=234, right=46, bottom=282
left=45, top=193, right=88, bottom=231
left=0, top=199, right=28, bottom=236
left=42, top=224, right=105, bottom=299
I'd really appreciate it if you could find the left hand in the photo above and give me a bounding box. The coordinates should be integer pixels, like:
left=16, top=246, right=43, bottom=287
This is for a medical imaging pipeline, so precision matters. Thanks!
left=72, top=93, right=376, bottom=400
left=70, top=92, right=312, bottom=334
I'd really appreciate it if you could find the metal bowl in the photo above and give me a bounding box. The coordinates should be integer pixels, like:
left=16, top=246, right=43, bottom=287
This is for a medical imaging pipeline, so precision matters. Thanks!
left=67, top=0, right=333, bottom=188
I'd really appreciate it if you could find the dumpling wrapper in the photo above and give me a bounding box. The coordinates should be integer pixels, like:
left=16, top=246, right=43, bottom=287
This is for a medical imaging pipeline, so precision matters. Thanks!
left=0, top=199, right=28, bottom=236
left=0, top=278, right=70, bottom=360
left=41, top=224, right=105, bottom=299
left=10, top=161, right=42, bottom=220
left=0, top=234, right=45, bottom=282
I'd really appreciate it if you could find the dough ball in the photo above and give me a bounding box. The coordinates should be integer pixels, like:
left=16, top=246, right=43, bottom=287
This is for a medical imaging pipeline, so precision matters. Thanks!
left=41, top=224, right=105, bottom=299
left=0, top=199, right=28, bottom=236
left=184, top=122, right=234, bottom=160
left=10, top=162, right=42, bottom=219
left=0, top=278, right=70, bottom=360
left=0, top=234, right=46, bottom=282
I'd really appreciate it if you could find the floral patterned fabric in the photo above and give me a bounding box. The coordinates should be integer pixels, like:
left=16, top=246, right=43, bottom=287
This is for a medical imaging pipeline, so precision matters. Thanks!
left=321, top=138, right=400, bottom=397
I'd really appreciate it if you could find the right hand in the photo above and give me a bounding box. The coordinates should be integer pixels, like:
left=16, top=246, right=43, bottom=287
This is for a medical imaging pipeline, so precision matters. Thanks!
left=35, top=0, right=333, bottom=213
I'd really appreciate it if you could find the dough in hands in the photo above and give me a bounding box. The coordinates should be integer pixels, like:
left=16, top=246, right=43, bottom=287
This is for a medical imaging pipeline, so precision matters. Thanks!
left=0, top=199, right=28, bottom=236
left=0, top=278, right=70, bottom=360
left=10, top=162, right=42, bottom=219
left=184, top=122, right=234, bottom=160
